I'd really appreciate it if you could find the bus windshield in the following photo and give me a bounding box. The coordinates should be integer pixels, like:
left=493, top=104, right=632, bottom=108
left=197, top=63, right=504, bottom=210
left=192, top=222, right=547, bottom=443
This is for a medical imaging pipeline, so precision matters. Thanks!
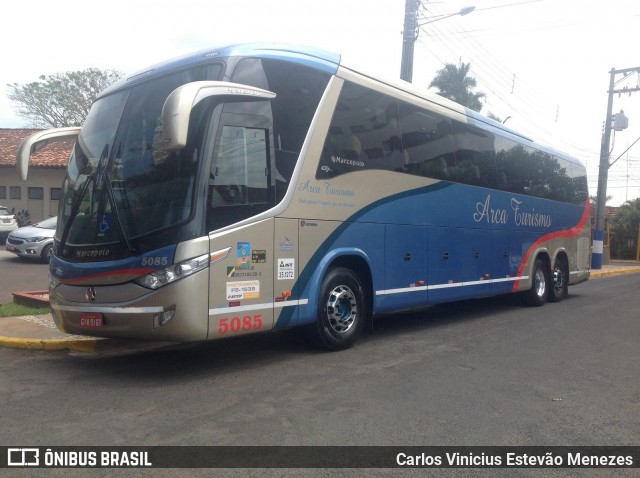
left=59, top=66, right=220, bottom=255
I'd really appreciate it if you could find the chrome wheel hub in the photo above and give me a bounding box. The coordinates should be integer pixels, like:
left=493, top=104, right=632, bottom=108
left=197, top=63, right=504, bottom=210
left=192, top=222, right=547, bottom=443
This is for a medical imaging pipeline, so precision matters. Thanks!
left=325, top=285, right=357, bottom=333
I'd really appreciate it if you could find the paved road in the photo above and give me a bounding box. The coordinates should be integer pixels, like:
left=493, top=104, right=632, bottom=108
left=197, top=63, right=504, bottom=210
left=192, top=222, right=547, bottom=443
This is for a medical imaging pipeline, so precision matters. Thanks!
left=1, top=273, right=638, bottom=477
left=0, top=249, right=49, bottom=305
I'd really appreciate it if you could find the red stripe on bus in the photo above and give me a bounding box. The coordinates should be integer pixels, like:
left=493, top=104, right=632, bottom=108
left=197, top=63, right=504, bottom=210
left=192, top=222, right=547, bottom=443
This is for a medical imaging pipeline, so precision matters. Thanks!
left=511, top=200, right=591, bottom=292
left=60, top=268, right=156, bottom=284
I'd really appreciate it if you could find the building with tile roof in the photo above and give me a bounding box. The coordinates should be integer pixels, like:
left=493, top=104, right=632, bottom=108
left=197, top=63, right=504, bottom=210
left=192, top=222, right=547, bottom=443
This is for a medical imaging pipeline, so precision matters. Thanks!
left=0, top=128, right=72, bottom=224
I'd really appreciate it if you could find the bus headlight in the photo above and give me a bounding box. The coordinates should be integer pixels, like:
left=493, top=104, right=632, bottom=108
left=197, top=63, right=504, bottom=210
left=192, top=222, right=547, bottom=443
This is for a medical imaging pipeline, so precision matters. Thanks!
left=135, top=253, right=209, bottom=290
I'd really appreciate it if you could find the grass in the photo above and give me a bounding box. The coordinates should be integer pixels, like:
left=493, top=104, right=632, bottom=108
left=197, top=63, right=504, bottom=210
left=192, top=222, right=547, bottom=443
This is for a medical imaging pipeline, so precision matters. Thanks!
left=0, top=302, right=50, bottom=318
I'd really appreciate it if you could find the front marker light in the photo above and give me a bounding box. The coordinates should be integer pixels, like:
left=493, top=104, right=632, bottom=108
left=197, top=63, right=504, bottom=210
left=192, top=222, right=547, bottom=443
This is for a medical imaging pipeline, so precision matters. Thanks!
left=153, top=307, right=176, bottom=328
left=49, top=271, right=60, bottom=290
left=135, top=253, right=209, bottom=290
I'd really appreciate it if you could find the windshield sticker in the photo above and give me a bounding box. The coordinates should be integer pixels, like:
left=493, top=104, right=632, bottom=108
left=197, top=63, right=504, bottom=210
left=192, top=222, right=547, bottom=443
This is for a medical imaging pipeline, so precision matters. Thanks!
left=226, top=280, right=260, bottom=300
left=237, top=242, right=251, bottom=265
left=98, top=214, right=112, bottom=236
left=280, top=236, right=294, bottom=251
left=252, top=250, right=266, bottom=263
left=277, top=258, right=295, bottom=280
left=227, top=265, right=261, bottom=278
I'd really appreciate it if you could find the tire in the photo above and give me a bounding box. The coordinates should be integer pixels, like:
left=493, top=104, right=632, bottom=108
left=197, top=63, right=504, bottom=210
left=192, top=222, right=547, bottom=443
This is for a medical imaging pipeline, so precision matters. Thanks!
left=523, top=258, right=549, bottom=307
left=41, top=244, right=53, bottom=263
left=313, top=267, right=368, bottom=351
left=548, top=257, right=568, bottom=302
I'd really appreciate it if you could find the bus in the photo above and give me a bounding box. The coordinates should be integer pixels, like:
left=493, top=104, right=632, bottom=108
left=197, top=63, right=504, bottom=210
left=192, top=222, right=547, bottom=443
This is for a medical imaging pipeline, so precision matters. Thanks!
left=17, top=43, right=590, bottom=350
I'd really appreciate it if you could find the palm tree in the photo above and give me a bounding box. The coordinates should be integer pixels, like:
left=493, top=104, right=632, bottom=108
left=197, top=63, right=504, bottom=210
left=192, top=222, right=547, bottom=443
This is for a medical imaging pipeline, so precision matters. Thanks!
left=429, top=61, right=485, bottom=112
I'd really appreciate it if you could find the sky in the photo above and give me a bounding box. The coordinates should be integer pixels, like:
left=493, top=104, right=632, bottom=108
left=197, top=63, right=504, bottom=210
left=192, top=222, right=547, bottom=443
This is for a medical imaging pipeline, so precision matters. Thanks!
left=2, top=0, right=640, bottom=206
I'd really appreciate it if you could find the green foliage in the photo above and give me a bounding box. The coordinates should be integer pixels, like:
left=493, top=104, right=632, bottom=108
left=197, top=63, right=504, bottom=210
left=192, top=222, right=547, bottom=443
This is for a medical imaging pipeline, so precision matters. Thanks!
left=10, top=207, right=31, bottom=227
left=7, top=68, right=123, bottom=128
left=429, top=61, right=485, bottom=112
left=0, top=302, right=50, bottom=317
left=610, top=198, right=640, bottom=259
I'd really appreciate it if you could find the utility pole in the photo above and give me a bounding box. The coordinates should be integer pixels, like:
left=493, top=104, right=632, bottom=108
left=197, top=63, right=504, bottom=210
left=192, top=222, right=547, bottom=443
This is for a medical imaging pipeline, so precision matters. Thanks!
left=400, top=2, right=476, bottom=83
left=400, top=0, right=420, bottom=82
left=592, top=66, right=639, bottom=269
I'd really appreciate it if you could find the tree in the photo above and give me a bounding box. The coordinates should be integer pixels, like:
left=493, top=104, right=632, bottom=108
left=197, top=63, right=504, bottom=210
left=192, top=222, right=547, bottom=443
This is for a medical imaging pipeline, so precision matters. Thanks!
left=610, top=198, right=640, bottom=259
left=429, top=61, right=485, bottom=112
left=7, top=68, right=123, bottom=128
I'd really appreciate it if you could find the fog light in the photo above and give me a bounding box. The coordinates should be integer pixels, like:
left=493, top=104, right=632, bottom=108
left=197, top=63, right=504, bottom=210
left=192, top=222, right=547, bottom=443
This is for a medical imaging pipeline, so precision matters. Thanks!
left=153, top=307, right=175, bottom=328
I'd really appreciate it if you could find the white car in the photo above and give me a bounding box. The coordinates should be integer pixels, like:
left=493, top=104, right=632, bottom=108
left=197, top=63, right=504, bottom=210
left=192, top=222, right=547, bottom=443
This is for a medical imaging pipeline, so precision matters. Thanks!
left=0, top=206, right=18, bottom=243
left=6, top=216, right=57, bottom=262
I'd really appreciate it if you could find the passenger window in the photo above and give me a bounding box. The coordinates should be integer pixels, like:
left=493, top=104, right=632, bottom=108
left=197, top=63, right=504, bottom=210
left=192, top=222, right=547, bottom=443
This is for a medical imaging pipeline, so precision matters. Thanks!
left=453, top=122, right=496, bottom=189
left=398, top=103, right=456, bottom=181
left=495, top=135, right=530, bottom=195
left=233, top=58, right=330, bottom=200
left=317, top=82, right=403, bottom=179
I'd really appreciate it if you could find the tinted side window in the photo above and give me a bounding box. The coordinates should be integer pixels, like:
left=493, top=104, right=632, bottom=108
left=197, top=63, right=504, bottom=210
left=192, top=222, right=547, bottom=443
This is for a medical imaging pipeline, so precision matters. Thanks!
left=317, top=82, right=403, bottom=179
left=398, top=103, right=456, bottom=181
left=495, top=135, right=530, bottom=195
left=234, top=58, right=330, bottom=190
left=453, top=122, right=496, bottom=189
left=569, top=161, right=589, bottom=204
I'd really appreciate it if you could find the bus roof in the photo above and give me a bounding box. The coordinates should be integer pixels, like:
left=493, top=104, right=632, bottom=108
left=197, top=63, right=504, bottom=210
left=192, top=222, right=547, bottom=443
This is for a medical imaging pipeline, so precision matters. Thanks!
left=100, top=43, right=341, bottom=97
left=98, top=42, right=583, bottom=167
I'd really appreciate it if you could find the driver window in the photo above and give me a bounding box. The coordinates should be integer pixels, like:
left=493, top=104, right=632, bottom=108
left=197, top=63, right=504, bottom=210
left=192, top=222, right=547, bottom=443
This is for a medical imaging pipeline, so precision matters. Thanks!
left=211, top=125, right=269, bottom=206
left=207, top=110, right=273, bottom=231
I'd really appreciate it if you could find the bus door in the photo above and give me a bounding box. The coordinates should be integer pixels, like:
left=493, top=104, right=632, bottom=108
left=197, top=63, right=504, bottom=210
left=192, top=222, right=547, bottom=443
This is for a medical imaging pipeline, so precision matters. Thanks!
left=205, top=102, right=278, bottom=340
left=461, top=228, right=494, bottom=299
left=428, top=226, right=464, bottom=303
left=208, top=219, right=275, bottom=340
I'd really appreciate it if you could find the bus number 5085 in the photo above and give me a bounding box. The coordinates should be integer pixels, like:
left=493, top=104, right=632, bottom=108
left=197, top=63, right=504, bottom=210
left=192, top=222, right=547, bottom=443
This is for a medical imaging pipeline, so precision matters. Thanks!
left=218, top=315, right=263, bottom=335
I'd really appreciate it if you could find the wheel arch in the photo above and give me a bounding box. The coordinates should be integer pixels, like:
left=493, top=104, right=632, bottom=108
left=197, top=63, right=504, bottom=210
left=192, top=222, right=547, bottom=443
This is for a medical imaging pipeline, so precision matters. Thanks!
left=553, top=248, right=569, bottom=268
left=298, top=248, right=374, bottom=326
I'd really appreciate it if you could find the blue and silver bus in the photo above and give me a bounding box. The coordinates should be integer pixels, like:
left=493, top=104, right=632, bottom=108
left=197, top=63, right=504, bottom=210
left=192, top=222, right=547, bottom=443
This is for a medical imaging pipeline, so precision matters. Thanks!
left=17, top=43, right=590, bottom=350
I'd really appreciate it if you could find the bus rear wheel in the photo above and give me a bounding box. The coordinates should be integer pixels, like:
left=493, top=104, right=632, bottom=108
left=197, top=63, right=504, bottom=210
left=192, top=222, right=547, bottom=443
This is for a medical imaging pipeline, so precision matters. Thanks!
left=548, top=257, right=568, bottom=302
left=313, top=267, right=367, bottom=351
left=523, top=258, right=549, bottom=307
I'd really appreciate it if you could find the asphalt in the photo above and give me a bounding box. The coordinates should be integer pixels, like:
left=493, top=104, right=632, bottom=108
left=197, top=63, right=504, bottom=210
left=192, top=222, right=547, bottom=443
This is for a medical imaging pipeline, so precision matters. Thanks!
left=1, top=261, right=640, bottom=354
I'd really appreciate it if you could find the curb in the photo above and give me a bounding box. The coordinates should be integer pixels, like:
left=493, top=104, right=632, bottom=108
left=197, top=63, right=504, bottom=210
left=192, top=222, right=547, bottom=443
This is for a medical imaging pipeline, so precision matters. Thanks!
left=0, top=335, right=98, bottom=353
left=589, top=267, right=640, bottom=278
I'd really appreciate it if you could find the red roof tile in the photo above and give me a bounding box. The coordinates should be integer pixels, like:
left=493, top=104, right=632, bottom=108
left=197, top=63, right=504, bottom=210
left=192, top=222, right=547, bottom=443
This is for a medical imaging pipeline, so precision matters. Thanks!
left=0, top=128, right=72, bottom=169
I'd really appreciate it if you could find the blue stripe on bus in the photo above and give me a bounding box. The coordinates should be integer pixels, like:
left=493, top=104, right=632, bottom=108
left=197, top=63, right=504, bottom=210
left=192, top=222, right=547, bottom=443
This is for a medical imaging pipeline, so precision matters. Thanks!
left=50, top=244, right=177, bottom=282
left=274, top=181, right=586, bottom=330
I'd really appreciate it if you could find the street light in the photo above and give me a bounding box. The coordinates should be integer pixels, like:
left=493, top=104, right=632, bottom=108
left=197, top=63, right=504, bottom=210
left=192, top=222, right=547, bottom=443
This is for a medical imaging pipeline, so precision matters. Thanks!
left=418, top=6, right=476, bottom=26
left=400, top=2, right=475, bottom=82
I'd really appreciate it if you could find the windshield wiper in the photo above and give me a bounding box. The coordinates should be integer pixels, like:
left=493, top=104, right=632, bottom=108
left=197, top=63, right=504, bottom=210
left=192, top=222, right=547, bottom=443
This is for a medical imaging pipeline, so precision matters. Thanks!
left=59, top=143, right=109, bottom=255
left=103, top=171, right=136, bottom=253
left=59, top=173, right=95, bottom=253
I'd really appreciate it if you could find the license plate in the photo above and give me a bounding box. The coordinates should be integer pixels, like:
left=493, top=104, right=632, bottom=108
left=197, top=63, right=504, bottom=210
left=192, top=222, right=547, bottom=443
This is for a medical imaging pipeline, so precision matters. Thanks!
left=79, top=313, right=104, bottom=328
left=5, top=244, right=15, bottom=252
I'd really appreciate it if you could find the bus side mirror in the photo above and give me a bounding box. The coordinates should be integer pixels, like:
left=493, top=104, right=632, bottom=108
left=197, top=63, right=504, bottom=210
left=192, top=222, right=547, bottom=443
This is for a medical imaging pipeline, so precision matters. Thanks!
left=159, top=81, right=276, bottom=151
left=16, top=127, right=80, bottom=181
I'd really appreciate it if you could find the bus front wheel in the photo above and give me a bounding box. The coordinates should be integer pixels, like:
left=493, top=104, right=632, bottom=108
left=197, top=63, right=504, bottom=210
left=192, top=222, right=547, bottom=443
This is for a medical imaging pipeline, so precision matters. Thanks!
left=313, top=267, right=367, bottom=351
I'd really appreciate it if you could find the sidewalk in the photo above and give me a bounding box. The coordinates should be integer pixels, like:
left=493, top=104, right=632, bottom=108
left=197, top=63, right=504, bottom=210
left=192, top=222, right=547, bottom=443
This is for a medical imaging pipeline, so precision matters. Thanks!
left=1, top=261, right=639, bottom=353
